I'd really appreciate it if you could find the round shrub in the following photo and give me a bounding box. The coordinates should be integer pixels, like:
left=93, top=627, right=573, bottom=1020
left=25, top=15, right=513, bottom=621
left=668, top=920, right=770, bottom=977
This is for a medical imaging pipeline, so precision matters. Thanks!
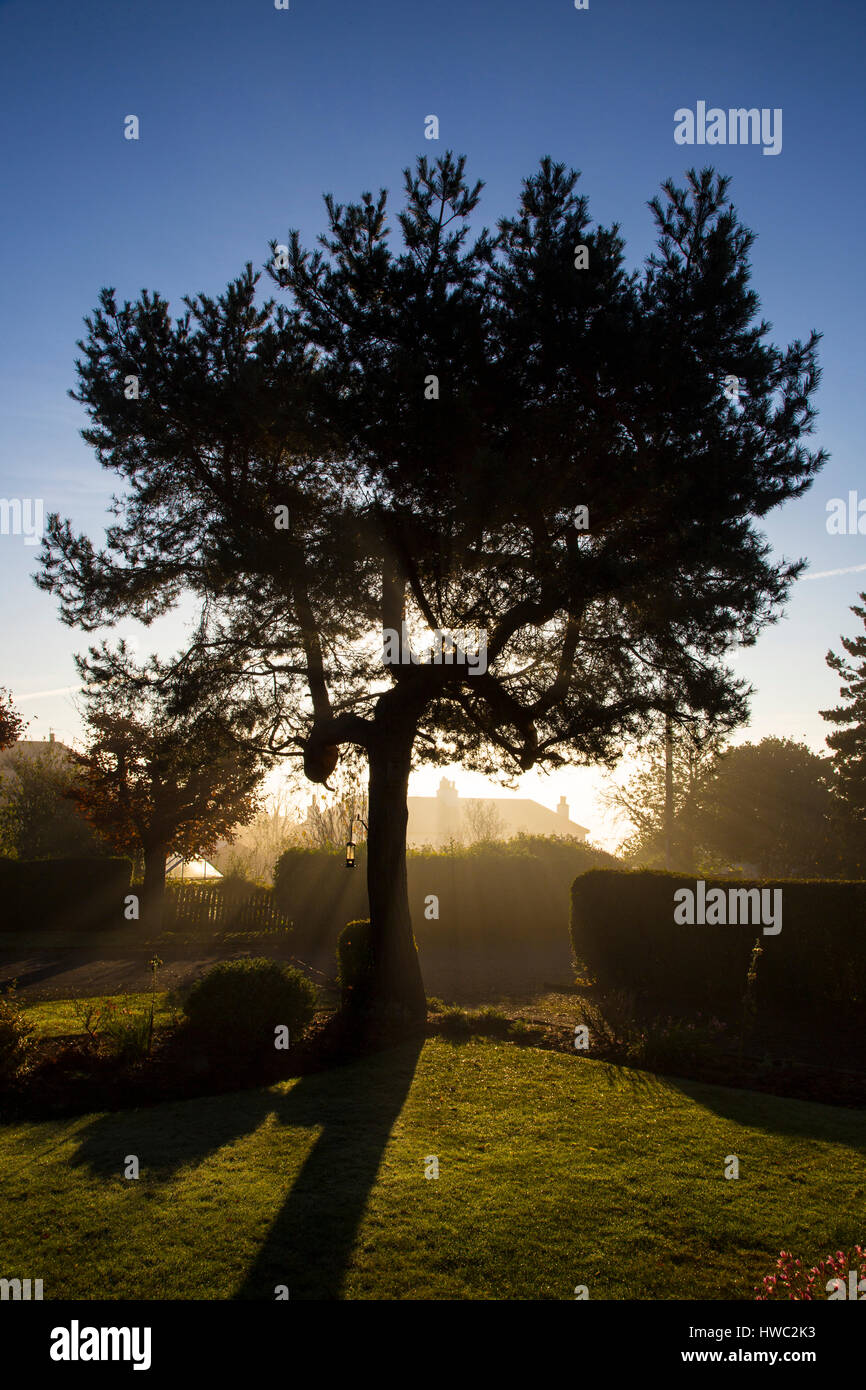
left=0, top=982, right=35, bottom=1085
left=183, top=958, right=316, bottom=1059
left=337, top=919, right=374, bottom=1003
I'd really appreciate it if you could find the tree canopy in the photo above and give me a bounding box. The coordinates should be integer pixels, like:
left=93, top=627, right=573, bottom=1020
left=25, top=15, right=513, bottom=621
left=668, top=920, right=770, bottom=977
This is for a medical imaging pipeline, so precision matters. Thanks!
left=689, top=737, right=838, bottom=877
left=37, top=154, right=826, bottom=1015
left=612, top=734, right=852, bottom=878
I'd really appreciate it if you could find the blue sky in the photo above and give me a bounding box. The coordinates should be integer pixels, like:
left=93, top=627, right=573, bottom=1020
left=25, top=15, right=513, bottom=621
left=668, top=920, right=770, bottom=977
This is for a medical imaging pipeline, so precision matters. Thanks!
left=1, top=0, right=864, bottom=843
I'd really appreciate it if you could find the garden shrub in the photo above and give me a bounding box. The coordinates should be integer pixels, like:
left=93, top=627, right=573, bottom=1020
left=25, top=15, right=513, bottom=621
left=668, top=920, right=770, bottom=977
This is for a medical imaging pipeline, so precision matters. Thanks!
left=183, top=957, right=317, bottom=1058
left=436, top=1004, right=518, bottom=1041
left=71, top=997, right=120, bottom=1046
left=0, top=981, right=35, bottom=1085
left=576, top=988, right=727, bottom=1068
left=473, top=1006, right=512, bottom=1038
left=337, top=919, right=374, bottom=1003
left=438, top=1005, right=473, bottom=1039
left=99, top=1005, right=153, bottom=1063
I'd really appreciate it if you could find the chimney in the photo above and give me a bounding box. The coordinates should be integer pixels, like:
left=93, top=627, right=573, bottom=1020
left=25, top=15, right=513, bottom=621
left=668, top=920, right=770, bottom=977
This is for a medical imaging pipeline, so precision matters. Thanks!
left=437, top=777, right=459, bottom=804
left=49, top=730, right=55, bottom=743
left=557, top=795, right=569, bottom=820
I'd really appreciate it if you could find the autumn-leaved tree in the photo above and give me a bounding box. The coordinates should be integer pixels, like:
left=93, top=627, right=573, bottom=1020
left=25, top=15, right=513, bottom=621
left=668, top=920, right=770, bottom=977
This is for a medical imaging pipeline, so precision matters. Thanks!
left=39, top=155, right=825, bottom=1019
left=71, top=642, right=268, bottom=927
left=0, top=688, right=25, bottom=751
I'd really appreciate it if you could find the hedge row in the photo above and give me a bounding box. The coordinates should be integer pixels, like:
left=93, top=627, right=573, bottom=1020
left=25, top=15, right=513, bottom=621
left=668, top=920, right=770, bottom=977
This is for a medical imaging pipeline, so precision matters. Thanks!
left=0, top=857, right=132, bottom=932
left=274, top=837, right=613, bottom=967
left=570, top=868, right=866, bottom=1015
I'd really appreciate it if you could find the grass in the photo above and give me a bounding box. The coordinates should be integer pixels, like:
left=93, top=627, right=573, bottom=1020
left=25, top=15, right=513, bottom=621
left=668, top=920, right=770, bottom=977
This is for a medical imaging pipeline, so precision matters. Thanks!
left=21, top=992, right=177, bottom=1038
left=1, top=1036, right=864, bottom=1299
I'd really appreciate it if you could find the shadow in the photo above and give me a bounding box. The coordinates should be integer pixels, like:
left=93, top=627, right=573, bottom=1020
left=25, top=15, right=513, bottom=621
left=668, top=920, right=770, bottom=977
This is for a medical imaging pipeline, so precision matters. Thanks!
left=661, top=1072, right=866, bottom=1152
left=0, top=953, right=72, bottom=992
left=235, top=1037, right=422, bottom=1299
left=68, top=1035, right=424, bottom=1300
left=67, top=1079, right=278, bottom=1179
left=598, top=1060, right=673, bottom=1101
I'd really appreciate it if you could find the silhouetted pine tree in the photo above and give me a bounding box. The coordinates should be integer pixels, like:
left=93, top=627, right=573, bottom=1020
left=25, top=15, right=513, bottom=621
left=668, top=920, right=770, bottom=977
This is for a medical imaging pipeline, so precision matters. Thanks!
left=822, top=594, right=866, bottom=822
left=38, top=155, right=825, bottom=1020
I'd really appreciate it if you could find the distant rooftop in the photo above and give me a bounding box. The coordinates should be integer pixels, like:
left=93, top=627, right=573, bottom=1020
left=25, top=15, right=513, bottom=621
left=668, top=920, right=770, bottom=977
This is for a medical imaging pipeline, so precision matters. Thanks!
left=406, top=777, right=589, bottom=847
left=0, top=733, right=71, bottom=762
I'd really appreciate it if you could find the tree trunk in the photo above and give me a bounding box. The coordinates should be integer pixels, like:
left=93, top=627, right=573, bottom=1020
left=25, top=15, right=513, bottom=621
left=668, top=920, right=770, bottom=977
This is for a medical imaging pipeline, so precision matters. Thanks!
left=362, top=707, right=427, bottom=1025
left=141, top=840, right=168, bottom=932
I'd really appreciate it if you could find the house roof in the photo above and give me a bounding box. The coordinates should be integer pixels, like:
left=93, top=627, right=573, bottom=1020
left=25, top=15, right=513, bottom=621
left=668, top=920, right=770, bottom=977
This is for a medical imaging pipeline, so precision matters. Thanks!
left=0, top=737, right=72, bottom=761
left=406, top=783, right=589, bottom=845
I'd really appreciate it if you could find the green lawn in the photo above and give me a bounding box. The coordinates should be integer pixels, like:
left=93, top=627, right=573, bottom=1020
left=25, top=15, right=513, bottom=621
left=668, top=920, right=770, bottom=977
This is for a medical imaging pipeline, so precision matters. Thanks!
left=22, top=992, right=176, bottom=1038
left=1, top=1038, right=863, bottom=1300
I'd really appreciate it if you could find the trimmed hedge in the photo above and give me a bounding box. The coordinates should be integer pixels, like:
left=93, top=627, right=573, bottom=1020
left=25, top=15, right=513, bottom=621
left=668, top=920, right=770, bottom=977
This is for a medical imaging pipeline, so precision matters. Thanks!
left=570, top=868, right=866, bottom=1015
left=0, top=857, right=132, bottom=933
left=274, top=836, right=614, bottom=967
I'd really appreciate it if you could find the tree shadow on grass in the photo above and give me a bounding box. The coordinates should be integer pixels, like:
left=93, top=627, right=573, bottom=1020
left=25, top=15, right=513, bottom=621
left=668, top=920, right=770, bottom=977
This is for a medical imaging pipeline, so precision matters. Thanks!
left=598, top=1060, right=673, bottom=1101
left=591, top=1055, right=866, bottom=1156
left=234, top=1037, right=423, bottom=1299
left=68, top=1036, right=423, bottom=1300
left=661, top=1072, right=866, bottom=1153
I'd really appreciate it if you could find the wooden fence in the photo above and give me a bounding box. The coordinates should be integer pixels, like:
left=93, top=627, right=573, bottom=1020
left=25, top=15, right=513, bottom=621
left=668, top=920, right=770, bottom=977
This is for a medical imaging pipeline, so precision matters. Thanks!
left=162, top=882, right=292, bottom=935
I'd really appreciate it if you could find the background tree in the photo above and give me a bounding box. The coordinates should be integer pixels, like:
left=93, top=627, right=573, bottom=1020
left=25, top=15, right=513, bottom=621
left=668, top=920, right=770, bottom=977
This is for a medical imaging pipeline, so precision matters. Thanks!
left=215, top=785, right=306, bottom=883
left=603, top=713, right=729, bottom=869
left=301, top=792, right=369, bottom=852
left=295, top=747, right=369, bottom=851
left=822, top=595, right=866, bottom=826
left=71, top=642, right=268, bottom=927
left=688, top=738, right=839, bottom=877
left=463, top=799, right=506, bottom=845
left=39, top=155, right=824, bottom=1020
left=0, top=740, right=105, bottom=860
left=610, top=735, right=842, bottom=876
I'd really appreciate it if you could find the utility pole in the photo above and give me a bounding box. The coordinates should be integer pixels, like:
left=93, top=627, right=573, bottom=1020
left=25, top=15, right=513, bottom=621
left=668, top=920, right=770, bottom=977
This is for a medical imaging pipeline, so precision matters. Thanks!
left=664, top=710, right=674, bottom=870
